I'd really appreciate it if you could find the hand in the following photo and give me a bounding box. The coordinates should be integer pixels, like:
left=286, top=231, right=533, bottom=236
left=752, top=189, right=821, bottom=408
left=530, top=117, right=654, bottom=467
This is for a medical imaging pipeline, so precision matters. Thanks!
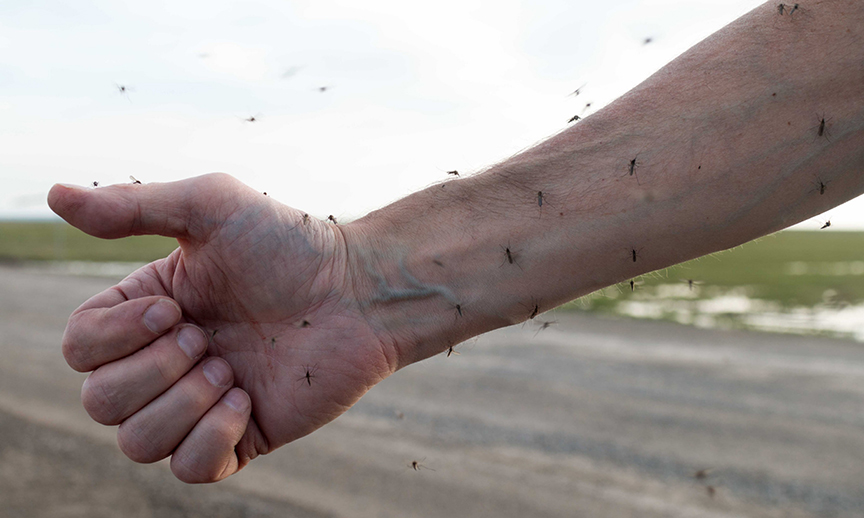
left=48, top=174, right=397, bottom=483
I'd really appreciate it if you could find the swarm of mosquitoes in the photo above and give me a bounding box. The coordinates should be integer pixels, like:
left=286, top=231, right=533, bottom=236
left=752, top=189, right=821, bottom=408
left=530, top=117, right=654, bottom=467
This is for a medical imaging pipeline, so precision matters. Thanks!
left=115, top=5, right=834, bottom=480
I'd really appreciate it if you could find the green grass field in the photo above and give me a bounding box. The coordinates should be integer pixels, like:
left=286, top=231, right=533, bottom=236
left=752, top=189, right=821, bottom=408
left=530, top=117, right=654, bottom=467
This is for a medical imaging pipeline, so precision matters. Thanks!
left=0, top=221, right=177, bottom=263
left=2, top=221, right=862, bottom=338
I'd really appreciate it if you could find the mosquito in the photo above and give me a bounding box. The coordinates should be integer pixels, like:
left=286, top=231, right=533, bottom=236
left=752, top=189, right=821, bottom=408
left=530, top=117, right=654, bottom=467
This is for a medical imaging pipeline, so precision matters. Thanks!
left=129, top=175, right=142, bottom=184
left=529, top=303, right=540, bottom=319
left=500, top=242, right=523, bottom=270
left=115, top=83, right=133, bottom=101
left=568, top=114, right=581, bottom=124
left=299, top=320, right=311, bottom=328
left=244, top=115, right=259, bottom=123
left=446, top=345, right=460, bottom=357
left=777, top=3, right=787, bottom=15
left=814, top=178, right=829, bottom=195
left=683, top=279, right=704, bottom=291
left=297, top=365, right=318, bottom=387
left=821, top=219, right=831, bottom=230
left=452, top=303, right=464, bottom=319
left=533, top=319, right=558, bottom=337
left=92, top=181, right=99, bottom=187
left=630, top=247, right=643, bottom=263
left=328, top=215, right=338, bottom=224
left=567, top=83, right=587, bottom=97
left=537, top=191, right=545, bottom=207
left=694, top=468, right=713, bottom=480
left=815, top=113, right=831, bottom=141
left=626, top=156, right=642, bottom=184
left=788, top=3, right=800, bottom=16
left=409, top=458, right=435, bottom=471
left=302, top=213, right=310, bottom=225
left=446, top=170, right=460, bottom=177
left=629, top=279, right=645, bottom=292
left=270, top=337, right=277, bottom=349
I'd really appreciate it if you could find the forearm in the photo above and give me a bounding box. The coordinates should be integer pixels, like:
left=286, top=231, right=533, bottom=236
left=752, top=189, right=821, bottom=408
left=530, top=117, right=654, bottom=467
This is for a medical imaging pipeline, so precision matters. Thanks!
left=343, top=0, right=864, bottom=366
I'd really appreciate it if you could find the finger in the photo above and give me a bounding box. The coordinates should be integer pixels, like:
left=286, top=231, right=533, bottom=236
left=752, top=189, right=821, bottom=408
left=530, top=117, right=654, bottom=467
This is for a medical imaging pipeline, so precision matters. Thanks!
left=81, top=324, right=209, bottom=425
left=117, top=357, right=234, bottom=464
left=170, top=388, right=252, bottom=484
left=47, top=172, right=249, bottom=240
left=64, top=294, right=182, bottom=372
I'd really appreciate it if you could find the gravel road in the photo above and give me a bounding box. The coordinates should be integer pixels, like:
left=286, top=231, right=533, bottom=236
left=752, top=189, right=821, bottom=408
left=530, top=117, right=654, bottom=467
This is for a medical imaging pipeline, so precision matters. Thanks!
left=2, top=264, right=863, bottom=518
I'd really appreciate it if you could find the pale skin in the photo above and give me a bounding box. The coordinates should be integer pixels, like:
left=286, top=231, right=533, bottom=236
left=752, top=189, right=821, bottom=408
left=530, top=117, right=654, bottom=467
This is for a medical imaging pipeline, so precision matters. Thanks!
left=47, top=0, right=864, bottom=483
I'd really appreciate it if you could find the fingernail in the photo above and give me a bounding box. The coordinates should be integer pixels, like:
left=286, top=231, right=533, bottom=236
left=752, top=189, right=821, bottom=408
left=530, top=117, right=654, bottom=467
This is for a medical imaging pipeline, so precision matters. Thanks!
left=57, top=183, right=85, bottom=190
left=203, top=359, right=232, bottom=387
left=143, top=299, right=181, bottom=333
left=176, top=326, right=207, bottom=360
left=223, top=390, right=250, bottom=414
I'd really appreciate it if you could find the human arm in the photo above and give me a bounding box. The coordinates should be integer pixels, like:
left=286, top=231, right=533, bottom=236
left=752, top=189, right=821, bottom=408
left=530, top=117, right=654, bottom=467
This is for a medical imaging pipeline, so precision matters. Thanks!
left=48, top=0, right=864, bottom=483
left=344, top=0, right=864, bottom=365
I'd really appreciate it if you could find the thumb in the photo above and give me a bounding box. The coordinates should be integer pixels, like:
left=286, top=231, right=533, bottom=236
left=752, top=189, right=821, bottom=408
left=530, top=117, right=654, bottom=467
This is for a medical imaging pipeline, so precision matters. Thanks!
left=47, top=173, right=242, bottom=240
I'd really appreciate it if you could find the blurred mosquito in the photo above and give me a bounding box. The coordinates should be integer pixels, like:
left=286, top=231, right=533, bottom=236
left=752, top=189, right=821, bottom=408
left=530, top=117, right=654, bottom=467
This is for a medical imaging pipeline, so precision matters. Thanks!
left=682, top=279, right=704, bottom=291
left=446, top=170, right=460, bottom=177
left=568, top=114, right=581, bottom=124
left=821, top=219, right=831, bottom=230
left=629, top=247, right=644, bottom=263
left=694, top=468, right=713, bottom=480
left=446, top=344, right=460, bottom=357
left=317, top=86, right=333, bottom=93
left=533, top=319, right=558, bottom=337
left=629, top=279, right=645, bottom=292
left=327, top=215, right=338, bottom=224
left=115, top=83, right=133, bottom=101
left=643, top=37, right=653, bottom=45
left=408, top=458, right=435, bottom=472
left=91, top=181, right=99, bottom=187
left=129, top=175, right=141, bottom=184
left=567, top=83, right=587, bottom=97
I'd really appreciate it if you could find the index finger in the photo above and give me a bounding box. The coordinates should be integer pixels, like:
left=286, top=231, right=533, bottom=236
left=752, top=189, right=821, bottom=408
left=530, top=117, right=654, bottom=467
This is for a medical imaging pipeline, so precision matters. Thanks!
left=63, top=287, right=183, bottom=372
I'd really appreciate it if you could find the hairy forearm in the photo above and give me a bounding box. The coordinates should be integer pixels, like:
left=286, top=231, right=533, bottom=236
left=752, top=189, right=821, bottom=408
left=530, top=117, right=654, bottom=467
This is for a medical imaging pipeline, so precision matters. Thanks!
left=343, top=0, right=864, bottom=366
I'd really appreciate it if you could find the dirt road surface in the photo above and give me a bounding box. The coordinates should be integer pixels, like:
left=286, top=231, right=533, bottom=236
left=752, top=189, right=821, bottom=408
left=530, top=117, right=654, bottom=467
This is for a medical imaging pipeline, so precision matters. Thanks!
left=2, top=264, right=863, bottom=518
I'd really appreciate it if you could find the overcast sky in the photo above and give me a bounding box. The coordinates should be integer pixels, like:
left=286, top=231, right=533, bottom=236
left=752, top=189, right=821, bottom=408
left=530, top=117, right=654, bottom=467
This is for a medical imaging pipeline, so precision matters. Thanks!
left=0, top=0, right=853, bottom=229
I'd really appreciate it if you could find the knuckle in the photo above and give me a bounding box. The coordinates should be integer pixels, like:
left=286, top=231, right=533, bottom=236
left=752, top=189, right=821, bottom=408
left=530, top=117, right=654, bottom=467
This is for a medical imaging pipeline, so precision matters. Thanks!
left=171, top=455, right=219, bottom=484
left=80, top=374, right=124, bottom=426
left=62, top=325, right=93, bottom=372
left=117, top=422, right=167, bottom=464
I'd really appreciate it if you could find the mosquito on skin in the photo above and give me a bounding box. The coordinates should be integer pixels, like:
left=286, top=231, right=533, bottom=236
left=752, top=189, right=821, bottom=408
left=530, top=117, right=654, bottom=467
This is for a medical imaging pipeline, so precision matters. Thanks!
left=446, top=345, right=460, bottom=357
left=129, top=175, right=142, bottom=185
left=446, top=170, right=460, bottom=177
left=813, top=178, right=830, bottom=196
left=626, top=156, right=642, bottom=184
left=327, top=215, right=338, bottom=224
left=629, top=247, right=644, bottom=263
left=815, top=113, right=831, bottom=141
left=500, top=242, right=523, bottom=271
left=297, top=365, right=318, bottom=387
left=568, top=114, right=581, bottom=124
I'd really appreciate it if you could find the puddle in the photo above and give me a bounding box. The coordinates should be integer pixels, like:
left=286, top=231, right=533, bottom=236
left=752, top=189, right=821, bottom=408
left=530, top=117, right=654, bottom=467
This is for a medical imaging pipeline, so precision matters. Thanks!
left=612, top=284, right=864, bottom=341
